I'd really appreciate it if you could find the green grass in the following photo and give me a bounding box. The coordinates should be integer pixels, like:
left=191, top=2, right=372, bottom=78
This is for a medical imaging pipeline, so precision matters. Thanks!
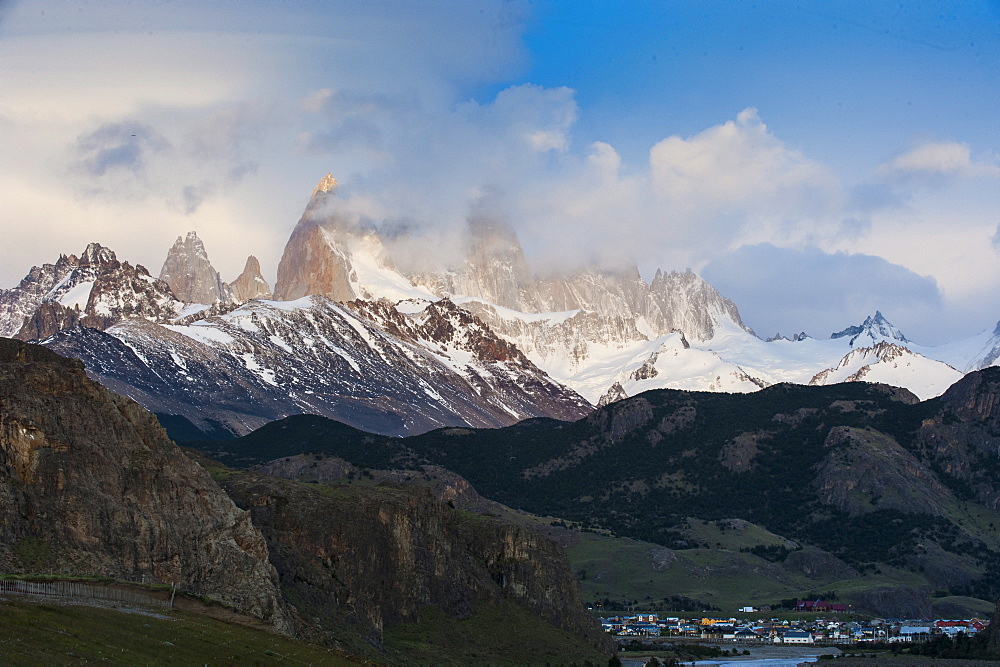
left=0, top=598, right=357, bottom=665
left=678, top=518, right=795, bottom=551
left=568, top=530, right=808, bottom=610
left=930, top=595, right=996, bottom=618
left=565, top=527, right=996, bottom=617
left=383, top=601, right=607, bottom=665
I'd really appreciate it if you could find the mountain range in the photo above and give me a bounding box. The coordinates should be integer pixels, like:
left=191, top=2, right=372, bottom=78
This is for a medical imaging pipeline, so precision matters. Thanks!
left=1, top=173, right=998, bottom=436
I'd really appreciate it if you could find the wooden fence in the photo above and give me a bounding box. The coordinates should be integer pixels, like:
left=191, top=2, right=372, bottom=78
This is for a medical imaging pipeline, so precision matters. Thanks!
left=0, top=579, right=171, bottom=608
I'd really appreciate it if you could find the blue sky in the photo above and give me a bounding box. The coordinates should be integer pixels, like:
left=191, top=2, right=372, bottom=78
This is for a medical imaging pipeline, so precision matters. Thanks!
left=1, top=0, right=997, bottom=344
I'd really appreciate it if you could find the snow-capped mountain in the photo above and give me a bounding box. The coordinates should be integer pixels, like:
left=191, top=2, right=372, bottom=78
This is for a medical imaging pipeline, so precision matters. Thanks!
left=274, top=175, right=433, bottom=304
left=592, top=332, right=767, bottom=405
left=43, top=296, right=590, bottom=437
left=830, top=310, right=909, bottom=347
left=6, top=173, right=997, bottom=436
left=929, top=320, right=1000, bottom=373
left=0, top=243, right=180, bottom=340
left=808, top=341, right=963, bottom=400
left=206, top=175, right=989, bottom=404
left=270, top=175, right=756, bottom=403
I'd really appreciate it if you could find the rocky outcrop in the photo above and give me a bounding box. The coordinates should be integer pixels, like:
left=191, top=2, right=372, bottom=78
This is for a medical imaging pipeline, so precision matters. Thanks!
left=7, top=244, right=180, bottom=341
left=0, top=338, right=289, bottom=630
left=850, top=586, right=931, bottom=619
left=0, top=254, right=78, bottom=338
left=228, top=255, right=272, bottom=303
left=14, top=302, right=83, bottom=342
left=916, top=367, right=1000, bottom=508
left=220, top=470, right=613, bottom=658
left=433, top=216, right=541, bottom=312
left=813, top=426, right=954, bottom=516
left=273, top=216, right=356, bottom=302
left=783, top=547, right=858, bottom=580
left=159, top=231, right=231, bottom=304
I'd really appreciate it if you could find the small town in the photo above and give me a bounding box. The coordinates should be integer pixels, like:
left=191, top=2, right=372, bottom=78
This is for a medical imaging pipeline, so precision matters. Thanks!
left=600, top=601, right=989, bottom=645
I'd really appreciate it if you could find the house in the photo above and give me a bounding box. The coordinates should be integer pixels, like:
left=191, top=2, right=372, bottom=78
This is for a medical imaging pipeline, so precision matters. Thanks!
left=898, top=625, right=934, bottom=640
left=734, top=628, right=762, bottom=642
left=701, top=624, right=735, bottom=639
left=631, top=622, right=661, bottom=636
left=795, top=600, right=848, bottom=613
left=782, top=630, right=814, bottom=644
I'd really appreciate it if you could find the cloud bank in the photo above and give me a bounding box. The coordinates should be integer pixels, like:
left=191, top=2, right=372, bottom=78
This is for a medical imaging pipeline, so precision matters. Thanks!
left=701, top=244, right=944, bottom=343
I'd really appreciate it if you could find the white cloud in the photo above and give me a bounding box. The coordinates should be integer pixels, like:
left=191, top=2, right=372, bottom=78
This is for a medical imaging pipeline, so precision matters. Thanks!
left=0, top=1, right=533, bottom=288
left=649, top=108, right=839, bottom=227
left=878, top=141, right=1000, bottom=180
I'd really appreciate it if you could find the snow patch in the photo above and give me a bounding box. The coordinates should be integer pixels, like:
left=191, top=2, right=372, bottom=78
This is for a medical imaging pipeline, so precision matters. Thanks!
left=57, top=281, right=94, bottom=310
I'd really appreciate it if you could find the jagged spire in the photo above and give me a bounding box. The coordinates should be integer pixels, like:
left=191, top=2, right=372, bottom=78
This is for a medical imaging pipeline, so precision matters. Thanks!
left=159, top=231, right=230, bottom=304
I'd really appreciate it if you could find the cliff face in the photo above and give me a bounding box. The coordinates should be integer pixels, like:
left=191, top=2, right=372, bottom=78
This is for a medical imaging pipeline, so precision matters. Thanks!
left=220, top=470, right=613, bottom=658
left=0, top=338, right=289, bottom=631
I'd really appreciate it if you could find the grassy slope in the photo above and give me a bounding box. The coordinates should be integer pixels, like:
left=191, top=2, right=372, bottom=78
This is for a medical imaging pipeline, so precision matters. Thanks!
left=383, top=601, right=608, bottom=665
left=563, top=528, right=982, bottom=616
left=0, top=598, right=358, bottom=665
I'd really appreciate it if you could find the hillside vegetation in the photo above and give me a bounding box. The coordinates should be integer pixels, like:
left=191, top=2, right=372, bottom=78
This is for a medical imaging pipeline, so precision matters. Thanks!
left=198, top=369, right=1000, bottom=616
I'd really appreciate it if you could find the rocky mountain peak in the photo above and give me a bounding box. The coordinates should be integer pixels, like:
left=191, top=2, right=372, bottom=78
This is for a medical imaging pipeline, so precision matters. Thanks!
left=312, top=173, right=338, bottom=197
left=936, top=366, right=1000, bottom=424
left=648, top=268, right=751, bottom=341
left=448, top=216, right=539, bottom=311
left=228, top=255, right=272, bottom=304
left=2, top=242, right=181, bottom=341
left=80, top=242, right=117, bottom=266
left=831, top=310, right=908, bottom=347
left=159, top=231, right=230, bottom=304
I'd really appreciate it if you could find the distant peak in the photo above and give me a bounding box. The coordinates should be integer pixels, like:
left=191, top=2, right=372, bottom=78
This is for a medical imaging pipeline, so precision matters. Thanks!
left=831, top=311, right=908, bottom=346
left=312, top=173, right=338, bottom=197
left=243, top=255, right=262, bottom=272
left=81, top=243, right=117, bottom=265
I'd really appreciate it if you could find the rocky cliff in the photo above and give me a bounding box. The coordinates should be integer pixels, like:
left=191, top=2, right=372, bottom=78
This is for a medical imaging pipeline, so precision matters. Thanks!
left=0, top=338, right=289, bottom=630
left=218, top=468, right=613, bottom=660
